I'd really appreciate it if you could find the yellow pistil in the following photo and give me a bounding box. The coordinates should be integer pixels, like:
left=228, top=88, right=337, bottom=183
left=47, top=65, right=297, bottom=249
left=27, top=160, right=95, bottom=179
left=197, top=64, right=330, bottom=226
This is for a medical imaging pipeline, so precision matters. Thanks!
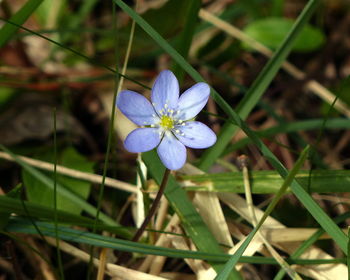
left=159, top=115, right=174, bottom=130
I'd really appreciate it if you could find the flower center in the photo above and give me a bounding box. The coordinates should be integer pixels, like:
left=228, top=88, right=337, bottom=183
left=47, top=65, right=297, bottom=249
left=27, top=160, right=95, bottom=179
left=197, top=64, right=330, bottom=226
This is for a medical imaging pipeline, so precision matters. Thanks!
left=159, top=115, right=174, bottom=130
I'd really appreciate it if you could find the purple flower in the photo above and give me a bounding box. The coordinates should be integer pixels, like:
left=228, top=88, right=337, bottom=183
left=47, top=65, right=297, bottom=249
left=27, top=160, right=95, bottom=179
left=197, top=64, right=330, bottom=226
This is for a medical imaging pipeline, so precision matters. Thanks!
left=117, top=70, right=216, bottom=170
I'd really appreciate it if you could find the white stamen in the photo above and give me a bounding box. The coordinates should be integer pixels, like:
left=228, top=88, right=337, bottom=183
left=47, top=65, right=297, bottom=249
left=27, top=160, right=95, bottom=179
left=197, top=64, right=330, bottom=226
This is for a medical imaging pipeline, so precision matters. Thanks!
left=164, top=103, right=168, bottom=108
left=150, top=124, right=155, bottom=127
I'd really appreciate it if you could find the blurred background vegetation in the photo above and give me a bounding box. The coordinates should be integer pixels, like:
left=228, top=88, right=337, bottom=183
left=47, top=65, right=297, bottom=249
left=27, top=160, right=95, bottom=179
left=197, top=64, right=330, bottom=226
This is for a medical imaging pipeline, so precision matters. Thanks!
left=0, top=0, right=350, bottom=279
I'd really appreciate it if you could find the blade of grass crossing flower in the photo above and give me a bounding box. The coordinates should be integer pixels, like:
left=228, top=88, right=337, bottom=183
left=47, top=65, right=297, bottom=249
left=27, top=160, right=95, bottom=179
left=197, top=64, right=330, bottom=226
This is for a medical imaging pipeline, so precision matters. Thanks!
left=114, top=0, right=346, bottom=260
left=0, top=145, right=131, bottom=239
left=0, top=0, right=44, bottom=47
left=142, top=151, right=242, bottom=279
left=198, top=0, right=320, bottom=170
left=215, top=146, right=310, bottom=280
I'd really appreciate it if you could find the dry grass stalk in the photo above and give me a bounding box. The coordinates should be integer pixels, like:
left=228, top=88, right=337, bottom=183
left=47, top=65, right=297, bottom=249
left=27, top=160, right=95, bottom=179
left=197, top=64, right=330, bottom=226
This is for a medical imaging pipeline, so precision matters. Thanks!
left=0, top=151, right=137, bottom=193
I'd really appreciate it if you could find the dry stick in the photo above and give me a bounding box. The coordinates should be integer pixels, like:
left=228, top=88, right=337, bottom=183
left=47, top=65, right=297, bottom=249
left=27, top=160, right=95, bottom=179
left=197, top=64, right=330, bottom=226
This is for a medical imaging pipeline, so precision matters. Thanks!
left=96, top=247, right=107, bottom=280
left=118, top=168, right=171, bottom=264
left=0, top=151, right=137, bottom=193
left=239, top=155, right=303, bottom=280
left=199, top=9, right=350, bottom=118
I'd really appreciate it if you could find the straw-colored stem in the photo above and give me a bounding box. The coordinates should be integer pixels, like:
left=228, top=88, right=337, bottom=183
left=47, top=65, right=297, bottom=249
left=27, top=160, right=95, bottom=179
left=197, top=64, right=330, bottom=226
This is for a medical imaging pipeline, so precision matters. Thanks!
left=0, top=151, right=137, bottom=193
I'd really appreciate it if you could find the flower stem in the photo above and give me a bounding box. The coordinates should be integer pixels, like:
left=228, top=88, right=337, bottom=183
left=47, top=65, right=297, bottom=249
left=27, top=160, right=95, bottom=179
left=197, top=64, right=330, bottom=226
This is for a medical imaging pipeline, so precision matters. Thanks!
left=117, top=168, right=171, bottom=264
left=132, top=168, right=170, bottom=242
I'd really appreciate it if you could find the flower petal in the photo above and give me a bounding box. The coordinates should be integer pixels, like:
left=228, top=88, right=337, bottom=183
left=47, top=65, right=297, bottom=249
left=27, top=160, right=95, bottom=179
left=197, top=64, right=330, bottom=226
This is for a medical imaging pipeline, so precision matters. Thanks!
left=157, top=132, right=186, bottom=170
left=117, top=90, right=157, bottom=125
left=124, top=128, right=161, bottom=153
left=177, top=82, right=210, bottom=120
left=151, top=70, right=179, bottom=113
left=175, top=121, right=216, bottom=149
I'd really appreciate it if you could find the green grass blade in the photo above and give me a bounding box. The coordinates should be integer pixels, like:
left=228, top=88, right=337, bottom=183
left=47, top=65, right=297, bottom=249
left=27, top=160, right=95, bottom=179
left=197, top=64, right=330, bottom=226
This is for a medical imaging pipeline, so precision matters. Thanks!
left=0, top=0, right=44, bottom=47
left=5, top=216, right=346, bottom=266
left=198, top=0, right=320, bottom=170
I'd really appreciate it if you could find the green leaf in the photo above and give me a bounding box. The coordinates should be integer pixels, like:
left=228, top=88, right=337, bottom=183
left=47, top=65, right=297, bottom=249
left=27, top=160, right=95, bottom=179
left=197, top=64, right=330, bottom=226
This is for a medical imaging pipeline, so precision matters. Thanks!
left=0, top=0, right=44, bottom=47
left=181, top=169, right=350, bottom=193
left=0, top=145, right=129, bottom=237
left=23, top=147, right=93, bottom=215
left=243, top=17, right=325, bottom=52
